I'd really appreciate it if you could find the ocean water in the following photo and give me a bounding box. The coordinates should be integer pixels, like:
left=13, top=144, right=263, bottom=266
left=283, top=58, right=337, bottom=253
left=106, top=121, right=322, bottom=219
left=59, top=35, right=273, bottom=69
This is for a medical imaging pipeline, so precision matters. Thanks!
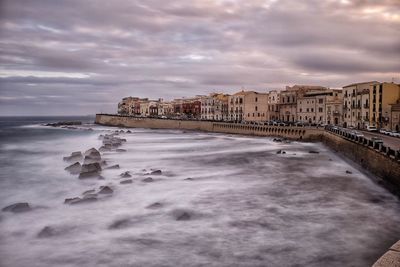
left=0, top=116, right=399, bottom=267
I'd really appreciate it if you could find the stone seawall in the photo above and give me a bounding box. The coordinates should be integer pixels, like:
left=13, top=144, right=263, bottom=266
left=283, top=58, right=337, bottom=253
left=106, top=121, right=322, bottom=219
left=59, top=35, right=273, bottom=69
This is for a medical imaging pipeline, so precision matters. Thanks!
left=95, top=114, right=324, bottom=141
left=95, top=114, right=400, bottom=193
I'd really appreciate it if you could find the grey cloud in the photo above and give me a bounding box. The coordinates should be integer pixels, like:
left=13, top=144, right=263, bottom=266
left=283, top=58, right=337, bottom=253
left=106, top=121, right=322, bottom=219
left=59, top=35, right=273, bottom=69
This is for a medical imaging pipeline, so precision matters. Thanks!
left=0, top=0, right=399, bottom=115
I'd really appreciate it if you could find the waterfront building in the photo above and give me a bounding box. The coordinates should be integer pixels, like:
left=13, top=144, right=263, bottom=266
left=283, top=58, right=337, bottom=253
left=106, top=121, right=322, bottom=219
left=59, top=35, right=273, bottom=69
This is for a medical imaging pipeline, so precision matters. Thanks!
left=182, top=98, right=202, bottom=119
left=158, top=102, right=174, bottom=117
left=117, top=97, right=149, bottom=116
left=369, top=82, right=400, bottom=130
left=389, top=101, right=400, bottom=132
left=267, top=90, right=280, bottom=121
left=342, top=81, right=379, bottom=128
left=279, top=85, right=327, bottom=123
left=201, top=93, right=230, bottom=121
left=297, top=89, right=342, bottom=125
left=228, top=90, right=268, bottom=122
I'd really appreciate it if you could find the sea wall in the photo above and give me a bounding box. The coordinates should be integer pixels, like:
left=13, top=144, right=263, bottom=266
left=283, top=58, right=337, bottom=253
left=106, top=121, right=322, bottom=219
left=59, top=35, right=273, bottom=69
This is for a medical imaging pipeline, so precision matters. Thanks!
left=95, top=114, right=324, bottom=141
left=95, top=114, right=400, bottom=193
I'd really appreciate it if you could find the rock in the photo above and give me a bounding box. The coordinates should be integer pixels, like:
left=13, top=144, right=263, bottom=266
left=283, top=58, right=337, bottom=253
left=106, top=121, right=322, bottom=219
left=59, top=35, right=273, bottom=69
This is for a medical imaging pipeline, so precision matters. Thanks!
left=146, top=202, right=163, bottom=209
left=70, top=197, right=98, bottom=205
left=276, top=150, right=285, bottom=154
left=116, top=149, right=127, bottom=152
left=184, top=178, right=194, bottom=181
left=63, top=151, right=83, bottom=162
left=64, top=197, right=80, bottom=204
left=37, top=226, right=55, bottom=238
left=126, top=130, right=132, bottom=133
left=273, top=138, right=282, bottom=142
left=83, top=193, right=97, bottom=199
left=346, top=170, right=352, bottom=174
left=120, top=171, right=131, bottom=178
left=108, top=218, right=133, bottom=229
left=309, top=150, right=320, bottom=154
left=142, top=177, right=154, bottom=183
left=84, top=148, right=100, bottom=157
left=81, top=163, right=102, bottom=173
left=120, top=179, right=133, bottom=184
left=64, top=162, right=81, bottom=175
left=79, top=163, right=102, bottom=179
left=82, top=189, right=95, bottom=195
left=83, top=155, right=101, bottom=164
left=45, top=121, right=82, bottom=127
left=99, top=186, right=113, bottom=194
left=171, top=210, right=191, bottom=221
left=99, top=146, right=111, bottom=152
left=105, top=164, right=120, bottom=170
left=2, top=202, right=31, bottom=213
left=149, top=170, right=162, bottom=175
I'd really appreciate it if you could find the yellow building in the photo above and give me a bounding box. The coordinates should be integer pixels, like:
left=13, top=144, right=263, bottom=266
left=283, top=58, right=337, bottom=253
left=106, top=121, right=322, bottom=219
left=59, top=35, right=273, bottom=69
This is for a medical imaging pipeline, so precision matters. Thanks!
left=228, top=90, right=269, bottom=122
left=369, top=82, right=400, bottom=129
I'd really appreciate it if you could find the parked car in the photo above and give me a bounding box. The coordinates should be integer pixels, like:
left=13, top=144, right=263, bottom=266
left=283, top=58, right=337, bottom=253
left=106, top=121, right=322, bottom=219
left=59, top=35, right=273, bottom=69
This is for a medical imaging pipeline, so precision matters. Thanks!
left=366, top=125, right=378, bottom=132
left=388, top=131, right=400, bottom=138
left=379, top=129, right=389, bottom=135
left=353, top=131, right=364, bottom=137
left=371, top=137, right=383, bottom=144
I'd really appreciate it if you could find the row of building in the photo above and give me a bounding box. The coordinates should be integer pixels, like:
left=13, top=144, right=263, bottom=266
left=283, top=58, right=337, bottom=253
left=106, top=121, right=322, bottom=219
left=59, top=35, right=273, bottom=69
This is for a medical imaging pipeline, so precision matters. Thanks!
left=117, top=81, right=400, bottom=131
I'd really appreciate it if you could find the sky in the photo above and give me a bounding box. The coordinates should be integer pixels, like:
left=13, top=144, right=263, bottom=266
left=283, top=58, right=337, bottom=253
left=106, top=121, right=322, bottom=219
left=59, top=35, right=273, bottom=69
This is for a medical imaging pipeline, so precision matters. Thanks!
left=0, top=0, right=399, bottom=115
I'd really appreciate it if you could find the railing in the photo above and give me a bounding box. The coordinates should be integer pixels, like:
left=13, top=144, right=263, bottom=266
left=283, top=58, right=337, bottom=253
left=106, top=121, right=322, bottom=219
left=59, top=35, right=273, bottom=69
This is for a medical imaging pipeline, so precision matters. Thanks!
left=325, top=125, right=400, bottom=161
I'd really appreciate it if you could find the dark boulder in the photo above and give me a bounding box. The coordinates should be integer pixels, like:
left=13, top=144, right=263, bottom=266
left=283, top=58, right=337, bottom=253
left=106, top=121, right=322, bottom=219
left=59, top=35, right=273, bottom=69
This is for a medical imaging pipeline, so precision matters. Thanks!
left=309, top=150, right=320, bottom=154
left=2, top=202, right=31, bottom=213
left=346, top=170, right=352, bottom=174
left=149, top=170, right=162, bottom=175
left=45, top=121, right=82, bottom=127
left=276, top=150, right=286, bottom=154
left=81, top=163, right=102, bottom=173
left=142, top=177, right=154, bottom=183
left=126, top=130, right=132, bottom=133
left=64, top=162, right=81, bottom=175
left=120, top=179, right=133, bottom=184
left=99, top=186, right=113, bottom=194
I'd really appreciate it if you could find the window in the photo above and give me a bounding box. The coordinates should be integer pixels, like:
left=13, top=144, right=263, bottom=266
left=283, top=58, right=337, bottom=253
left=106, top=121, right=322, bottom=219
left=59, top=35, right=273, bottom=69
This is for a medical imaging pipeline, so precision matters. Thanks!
left=311, top=108, right=314, bottom=112
left=318, top=108, right=323, bottom=112
left=258, top=113, right=260, bottom=117
left=319, top=99, right=323, bottom=104
left=255, top=97, right=258, bottom=102
left=255, top=106, right=258, bottom=111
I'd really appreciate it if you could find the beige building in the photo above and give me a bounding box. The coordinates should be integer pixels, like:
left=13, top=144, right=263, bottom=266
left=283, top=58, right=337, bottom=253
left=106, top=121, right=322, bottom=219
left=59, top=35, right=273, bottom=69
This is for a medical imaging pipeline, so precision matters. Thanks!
left=228, top=90, right=269, bottom=122
left=369, top=82, right=400, bottom=130
left=297, top=89, right=342, bottom=125
left=279, top=85, right=327, bottom=122
left=201, top=93, right=229, bottom=121
left=389, top=102, right=400, bottom=132
left=158, top=102, right=174, bottom=117
left=267, top=90, right=280, bottom=121
left=342, top=81, right=379, bottom=128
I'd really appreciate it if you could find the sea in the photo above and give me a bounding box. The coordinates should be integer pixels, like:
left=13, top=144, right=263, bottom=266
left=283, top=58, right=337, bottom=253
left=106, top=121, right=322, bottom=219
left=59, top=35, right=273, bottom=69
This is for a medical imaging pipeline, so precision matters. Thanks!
left=0, top=116, right=399, bottom=267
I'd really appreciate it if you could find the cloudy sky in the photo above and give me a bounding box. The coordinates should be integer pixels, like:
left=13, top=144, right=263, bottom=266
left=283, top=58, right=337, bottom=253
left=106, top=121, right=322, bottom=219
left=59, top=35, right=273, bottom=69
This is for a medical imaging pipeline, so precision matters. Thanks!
left=0, top=0, right=399, bottom=115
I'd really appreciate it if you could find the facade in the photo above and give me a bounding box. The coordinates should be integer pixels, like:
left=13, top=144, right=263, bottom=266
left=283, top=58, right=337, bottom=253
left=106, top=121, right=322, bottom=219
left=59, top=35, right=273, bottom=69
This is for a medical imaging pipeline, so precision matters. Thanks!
left=369, top=82, right=400, bottom=129
left=297, top=89, right=342, bottom=125
left=279, top=85, right=327, bottom=123
left=267, top=90, right=280, bottom=121
left=342, top=81, right=379, bottom=128
left=390, top=102, right=400, bottom=132
left=201, top=93, right=229, bottom=121
left=182, top=98, right=202, bottom=118
left=228, top=90, right=269, bottom=122
left=117, top=97, right=149, bottom=115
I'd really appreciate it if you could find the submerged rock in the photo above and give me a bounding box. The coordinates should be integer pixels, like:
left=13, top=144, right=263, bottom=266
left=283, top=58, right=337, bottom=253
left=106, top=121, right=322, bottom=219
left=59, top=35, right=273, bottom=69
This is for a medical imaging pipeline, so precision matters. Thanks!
left=276, top=150, right=286, bottom=154
left=79, top=163, right=102, bottom=179
left=171, top=209, right=192, bottom=221
left=147, top=170, right=162, bottom=175
left=84, top=148, right=100, bottom=157
left=46, top=121, right=82, bottom=127
left=346, top=170, right=353, bottom=174
left=105, top=164, right=120, bottom=170
left=146, top=202, right=163, bottom=209
left=142, top=177, right=154, bottom=183
left=69, top=197, right=97, bottom=205
left=184, top=177, right=194, bottom=181
left=99, top=186, right=113, bottom=194
left=64, top=162, right=81, bottom=175
left=37, top=226, right=55, bottom=238
left=116, top=149, right=127, bottom=152
left=64, top=197, right=80, bottom=204
left=120, top=171, right=131, bottom=178
left=108, top=218, right=132, bottom=229
left=2, top=202, right=31, bottom=213
left=82, top=189, right=95, bottom=195
left=63, top=151, right=83, bottom=162
left=309, top=150, right=320, bottom=154
left=120, top=179, right=133, bottom=184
